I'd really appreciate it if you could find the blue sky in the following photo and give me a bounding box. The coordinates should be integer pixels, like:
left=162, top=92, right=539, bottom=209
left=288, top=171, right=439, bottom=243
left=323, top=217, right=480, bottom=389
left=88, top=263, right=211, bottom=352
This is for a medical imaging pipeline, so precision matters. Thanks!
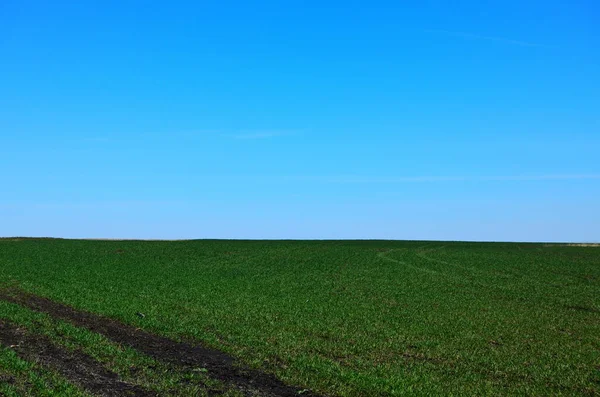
left=1, top=1, right=599, bottom=241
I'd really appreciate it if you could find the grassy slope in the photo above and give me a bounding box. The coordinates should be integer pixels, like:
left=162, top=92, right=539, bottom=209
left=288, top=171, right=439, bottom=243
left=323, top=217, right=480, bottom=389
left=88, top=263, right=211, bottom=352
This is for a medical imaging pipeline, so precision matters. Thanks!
left=0, top=239, right=598, bottom=395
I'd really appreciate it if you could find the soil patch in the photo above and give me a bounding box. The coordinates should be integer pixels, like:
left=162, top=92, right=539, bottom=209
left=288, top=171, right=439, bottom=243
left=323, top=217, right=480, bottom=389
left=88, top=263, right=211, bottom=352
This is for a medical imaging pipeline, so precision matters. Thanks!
left=0, top=321, right=154, bottom=396
left=0, top=290, right=321, bottom=397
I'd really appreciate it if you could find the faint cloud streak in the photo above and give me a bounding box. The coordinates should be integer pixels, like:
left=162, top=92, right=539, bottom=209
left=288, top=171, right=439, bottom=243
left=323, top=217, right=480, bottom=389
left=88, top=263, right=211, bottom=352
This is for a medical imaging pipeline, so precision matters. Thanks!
left=226, top=131, right=298, bottom=140
left=424, top=29, right=553, bottom=48
left=292, top=174, right=600, bottom=183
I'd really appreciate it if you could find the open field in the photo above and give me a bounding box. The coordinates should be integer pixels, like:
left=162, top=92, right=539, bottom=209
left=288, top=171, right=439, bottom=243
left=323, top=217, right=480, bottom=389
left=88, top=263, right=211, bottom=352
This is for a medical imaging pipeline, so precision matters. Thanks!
left=0, top=239, right=599, bottom=396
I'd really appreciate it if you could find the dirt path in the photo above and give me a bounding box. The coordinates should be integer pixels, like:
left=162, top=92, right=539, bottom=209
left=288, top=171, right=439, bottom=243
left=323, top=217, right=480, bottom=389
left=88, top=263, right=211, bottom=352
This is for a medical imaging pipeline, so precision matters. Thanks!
left=0, top=290, right=321, bottom=397
left=0, top=321, right=154, bottom=397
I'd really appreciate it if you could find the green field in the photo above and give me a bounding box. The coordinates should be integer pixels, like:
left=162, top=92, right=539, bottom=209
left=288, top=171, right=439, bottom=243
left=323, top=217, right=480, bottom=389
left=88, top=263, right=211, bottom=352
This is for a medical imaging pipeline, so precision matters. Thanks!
left=0, top=239, right=598, bottom=396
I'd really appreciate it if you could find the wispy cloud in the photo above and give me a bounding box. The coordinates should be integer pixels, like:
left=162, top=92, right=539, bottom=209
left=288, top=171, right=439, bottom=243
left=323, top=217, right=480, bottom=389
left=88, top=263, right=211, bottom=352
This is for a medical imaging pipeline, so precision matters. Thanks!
left=476, top=174, right=600, bottom=181
left=76, top=130, right=298, bottom=143
left=227, top=131, right=297, bottom=140
left=81, top=137, right=114, bottom=143
left=292, top=174, right=600, bottom=183
left=424, top=29, right=552, bottom=48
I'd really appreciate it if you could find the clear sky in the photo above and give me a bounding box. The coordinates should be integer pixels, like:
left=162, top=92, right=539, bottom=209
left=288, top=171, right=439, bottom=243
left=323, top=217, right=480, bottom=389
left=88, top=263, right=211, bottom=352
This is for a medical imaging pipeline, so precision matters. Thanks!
left=1, top=1, right=599, bottom=242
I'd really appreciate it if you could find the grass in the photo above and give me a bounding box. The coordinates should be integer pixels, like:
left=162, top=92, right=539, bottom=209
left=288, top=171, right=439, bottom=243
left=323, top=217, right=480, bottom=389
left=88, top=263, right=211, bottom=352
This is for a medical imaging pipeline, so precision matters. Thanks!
left=0, top=238, right=599, bottom=395
left=0, top=300, right=238, bottom=396
left=0, top=344, right=86, bottom=397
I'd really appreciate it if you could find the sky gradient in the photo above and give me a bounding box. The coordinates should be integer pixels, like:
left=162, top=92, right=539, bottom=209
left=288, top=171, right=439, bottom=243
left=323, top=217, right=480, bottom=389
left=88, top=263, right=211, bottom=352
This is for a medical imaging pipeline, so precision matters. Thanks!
left=1, top=1, right=599, bottom=241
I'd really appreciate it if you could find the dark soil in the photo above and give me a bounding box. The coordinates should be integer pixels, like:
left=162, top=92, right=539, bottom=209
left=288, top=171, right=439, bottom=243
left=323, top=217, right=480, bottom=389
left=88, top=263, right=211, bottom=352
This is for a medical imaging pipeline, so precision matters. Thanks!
left=0, top=291, right=321, bottom=397
left=0, top=321, right=154, bottom=397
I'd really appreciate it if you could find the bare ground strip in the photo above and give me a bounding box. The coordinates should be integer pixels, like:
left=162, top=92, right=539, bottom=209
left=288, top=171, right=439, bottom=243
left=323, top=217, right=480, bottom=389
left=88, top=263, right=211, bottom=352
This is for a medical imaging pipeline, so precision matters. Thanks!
left=0, top=291, right=321, bottom=397
left=0, top=320, right=154, bottom=397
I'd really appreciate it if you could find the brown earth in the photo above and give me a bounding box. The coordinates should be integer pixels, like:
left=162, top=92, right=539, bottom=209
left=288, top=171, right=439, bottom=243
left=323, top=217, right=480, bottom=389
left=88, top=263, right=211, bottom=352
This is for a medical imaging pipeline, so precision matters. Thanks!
left=0, top=321, right=154, bottom=396
left=0, top=290, right=321, bottom=397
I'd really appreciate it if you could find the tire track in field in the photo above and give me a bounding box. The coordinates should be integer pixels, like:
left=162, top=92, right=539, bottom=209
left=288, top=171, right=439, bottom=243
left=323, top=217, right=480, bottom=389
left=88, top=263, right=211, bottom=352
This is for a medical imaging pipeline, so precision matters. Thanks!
left=377, top=248, right=457, bottom=278
left=415, top=247, right=499, bottom=277
left=377, top=248, right=502, bottom=289
left=0, top=290, right=322, bottom=397
left=0, top=321, right=154, bottom=397
left=414, top=247, right=539, bottom=292
left=413, top=247, right=598, bottom=297
left=415, top=247, right=600, bottom=313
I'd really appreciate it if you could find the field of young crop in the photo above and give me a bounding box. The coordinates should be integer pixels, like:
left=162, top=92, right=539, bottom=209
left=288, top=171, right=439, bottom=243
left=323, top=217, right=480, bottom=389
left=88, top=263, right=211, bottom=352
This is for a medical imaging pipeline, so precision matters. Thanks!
left=0, top=238, right=598, bottom=396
